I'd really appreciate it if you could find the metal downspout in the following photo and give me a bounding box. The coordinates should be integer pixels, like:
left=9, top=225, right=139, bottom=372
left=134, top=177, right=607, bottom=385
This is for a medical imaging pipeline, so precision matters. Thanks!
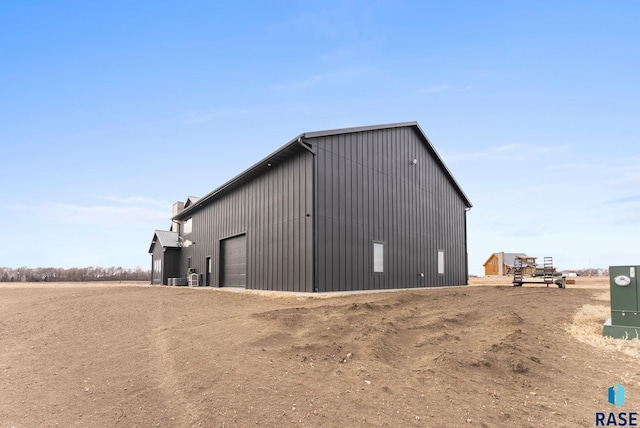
left=297, top=137, right=318, bottom=292
left=464, top=207, right=471, bottom=285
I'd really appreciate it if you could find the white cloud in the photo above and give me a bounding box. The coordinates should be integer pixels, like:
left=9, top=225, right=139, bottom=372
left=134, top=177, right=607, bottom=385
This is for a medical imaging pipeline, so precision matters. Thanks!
left=270, top=4, right=376, bottom=43
left=616, top=213, right=640, bottom=224
left=272, top=67, right=374, bottom=92
left=9, top=196, right=169, bottom=226
left=415, top=84, right=454, bottom=94
left=46, top=203, right=166, bottom=225
left=545, top=162, right=590, bottom=171
left=181, top=107, right=253, bottom=124
left=440, top=150, right=487, bottom=163
left=4, top=196, right=171, bottom=269
left=90, top=195, right=169, bottom=208
left=67, top=204, right=162, bottom=225
left=273, top=75, right=327, bottom=91
left=602, top=157, right=640, bottom=185
left=496, top=142, right=570, bottom=155
left=604, top=195, right=640, bottom=205
left=445, top=142, right=571, bottom=164
left=495, top=143, right=526, bottom=153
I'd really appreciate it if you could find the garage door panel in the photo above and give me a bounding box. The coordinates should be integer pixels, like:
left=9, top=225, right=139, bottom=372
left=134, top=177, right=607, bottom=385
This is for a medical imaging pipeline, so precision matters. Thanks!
left=220, top=234, right=246, bottom=287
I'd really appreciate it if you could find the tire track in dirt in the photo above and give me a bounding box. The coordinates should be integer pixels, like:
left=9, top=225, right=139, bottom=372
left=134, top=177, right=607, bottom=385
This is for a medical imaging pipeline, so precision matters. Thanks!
left=148, top=296, right=201, bottom=426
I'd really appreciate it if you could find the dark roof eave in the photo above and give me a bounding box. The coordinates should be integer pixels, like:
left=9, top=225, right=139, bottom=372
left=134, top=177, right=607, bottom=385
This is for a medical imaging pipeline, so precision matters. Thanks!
left=303, top=121, right=419, bottom=139
left=149, top=230, right=180, bottom=253
left=411, top=122, right=472, bottom=209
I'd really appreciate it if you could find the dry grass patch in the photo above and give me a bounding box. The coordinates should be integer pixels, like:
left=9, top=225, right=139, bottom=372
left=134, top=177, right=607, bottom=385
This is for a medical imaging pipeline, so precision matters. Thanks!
left=566, top=303, right=640, bottom=359
left=592, top=290, right=610, bottom=302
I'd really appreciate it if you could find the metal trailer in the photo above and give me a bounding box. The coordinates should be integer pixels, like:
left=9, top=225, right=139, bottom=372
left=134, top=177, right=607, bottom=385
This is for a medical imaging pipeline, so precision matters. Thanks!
left=512, top=256, right=566, bottom=288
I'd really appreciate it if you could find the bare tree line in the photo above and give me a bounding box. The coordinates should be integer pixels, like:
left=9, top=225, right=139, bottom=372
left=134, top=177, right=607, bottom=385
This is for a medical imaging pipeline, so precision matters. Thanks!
left=571, top=268, right=609, bottom=277
left=0, top=266, right=609, bottom=283
left=0, top=266, right=150, bottom=282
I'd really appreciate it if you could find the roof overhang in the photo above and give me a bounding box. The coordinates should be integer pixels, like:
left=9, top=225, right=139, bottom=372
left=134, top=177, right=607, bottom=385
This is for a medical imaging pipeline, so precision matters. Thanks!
left=174, top=134, right=310, bottom=220
left=174, top=121, right=472, bottom=220
left=149, top=230, right=180, bottom=253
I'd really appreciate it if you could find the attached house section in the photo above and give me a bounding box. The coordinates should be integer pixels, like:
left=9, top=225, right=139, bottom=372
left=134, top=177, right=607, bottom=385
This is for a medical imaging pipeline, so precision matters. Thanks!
left=148, top=230, right=181, bottom=285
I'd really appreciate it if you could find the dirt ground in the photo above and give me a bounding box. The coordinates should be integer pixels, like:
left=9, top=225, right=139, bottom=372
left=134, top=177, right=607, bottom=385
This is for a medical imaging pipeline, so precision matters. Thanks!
left=1, top=277, right=639, bottom=427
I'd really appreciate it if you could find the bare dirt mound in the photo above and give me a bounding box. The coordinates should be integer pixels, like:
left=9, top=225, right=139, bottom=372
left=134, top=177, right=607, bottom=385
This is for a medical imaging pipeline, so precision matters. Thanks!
left=1, top=279, right=638, bottom=427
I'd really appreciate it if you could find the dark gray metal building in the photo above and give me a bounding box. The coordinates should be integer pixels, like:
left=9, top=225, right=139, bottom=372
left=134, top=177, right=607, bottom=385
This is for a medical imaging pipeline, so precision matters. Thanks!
left=149, top=122, right=472, bottom=292
left=149, top=230, right=181, bottom=285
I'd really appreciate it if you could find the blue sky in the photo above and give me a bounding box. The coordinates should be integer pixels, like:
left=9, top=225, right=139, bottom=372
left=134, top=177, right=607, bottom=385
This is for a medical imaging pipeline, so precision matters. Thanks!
left=1, top=1, right=638, bottom=276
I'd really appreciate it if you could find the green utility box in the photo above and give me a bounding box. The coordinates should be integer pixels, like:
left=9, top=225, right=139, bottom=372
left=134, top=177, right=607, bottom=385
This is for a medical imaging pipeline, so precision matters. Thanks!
left=603, top=265, right=640, bottom=340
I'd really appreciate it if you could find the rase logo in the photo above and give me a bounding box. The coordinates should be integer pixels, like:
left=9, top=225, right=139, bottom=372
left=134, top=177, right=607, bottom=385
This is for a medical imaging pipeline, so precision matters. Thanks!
left=610, top=384, right=626, bottom=408
left=596, top=384, right=638, bottom=427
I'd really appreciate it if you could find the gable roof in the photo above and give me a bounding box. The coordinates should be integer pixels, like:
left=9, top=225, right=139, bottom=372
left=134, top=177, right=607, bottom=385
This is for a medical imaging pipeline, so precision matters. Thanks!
left=174, top=121, right=472, bottom=220
left=148, top=230, right=180, bottom=253
left=504, top=253, right=531, bottom=267
left=184, top=196, right=201, bottom=208
left=483, top=252, right=537, bottom=267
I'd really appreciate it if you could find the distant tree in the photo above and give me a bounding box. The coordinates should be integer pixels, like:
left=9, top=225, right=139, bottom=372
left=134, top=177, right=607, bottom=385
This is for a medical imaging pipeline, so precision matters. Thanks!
left=0, top=266, right=151, bottom=282
left=565, top=268, right=608, bottom=277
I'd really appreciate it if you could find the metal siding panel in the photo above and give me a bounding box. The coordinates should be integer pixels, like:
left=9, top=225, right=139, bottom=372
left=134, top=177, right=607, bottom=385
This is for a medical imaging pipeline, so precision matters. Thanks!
left=287, top=171, right=294, bottom=291
left=332, top=146, right=340, bottom=291
left=332, top=206, right=340, bottom=289
left=306, top=156, right=314, bottom=292
left=313, top=125, right=468, bottom=292
left=349, top=153, right=357, bottom=290
left=291, top=209, right=298, bottom=292
left=318, top=148, right=327, bottom=291
left=316, top=145, right=327, bottom=292
left=277, top=220, right=283, bottom=290
left=318, top=214, right=328, bottom=291
left=339, top=151, right=347, bottom=291
left=152, top=244, right=162, bottom=285
left=289, top=163, right=302, bottom=291
left=357, top=162, right=365, bottom=290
